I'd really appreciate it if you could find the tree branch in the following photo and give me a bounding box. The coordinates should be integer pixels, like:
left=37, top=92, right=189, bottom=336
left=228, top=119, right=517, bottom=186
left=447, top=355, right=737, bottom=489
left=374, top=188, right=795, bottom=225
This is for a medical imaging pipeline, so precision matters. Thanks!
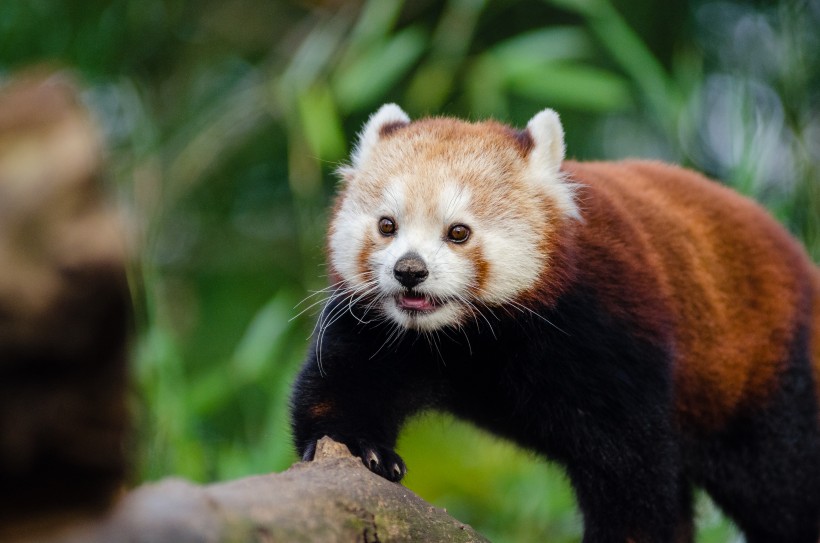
left=27, top=438, right=489, bottom=543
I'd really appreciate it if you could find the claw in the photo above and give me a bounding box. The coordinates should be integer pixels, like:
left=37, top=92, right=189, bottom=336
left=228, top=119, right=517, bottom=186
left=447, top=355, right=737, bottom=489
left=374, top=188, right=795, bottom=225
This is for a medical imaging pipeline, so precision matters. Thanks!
left=302, top=441, right=317, bottom=462
left=366, top=449, right=380, bottom=471
left=391, top=463, right=403, bottom=480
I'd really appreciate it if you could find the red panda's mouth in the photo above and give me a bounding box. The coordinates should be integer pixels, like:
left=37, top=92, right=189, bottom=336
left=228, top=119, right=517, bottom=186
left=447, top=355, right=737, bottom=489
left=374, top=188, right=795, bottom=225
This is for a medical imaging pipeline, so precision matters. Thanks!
left=396, top=292, right=441, bottom=312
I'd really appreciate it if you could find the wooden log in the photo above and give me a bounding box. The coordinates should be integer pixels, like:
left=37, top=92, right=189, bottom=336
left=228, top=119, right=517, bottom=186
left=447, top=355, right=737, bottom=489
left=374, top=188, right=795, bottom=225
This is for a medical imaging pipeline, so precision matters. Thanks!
left=23, top=437, right=489, bottom=543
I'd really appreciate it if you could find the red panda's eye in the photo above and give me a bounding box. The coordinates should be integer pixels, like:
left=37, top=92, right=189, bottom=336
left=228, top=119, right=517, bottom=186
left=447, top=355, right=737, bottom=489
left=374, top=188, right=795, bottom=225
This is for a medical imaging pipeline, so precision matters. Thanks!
left=447, top=224, right=470, bottom=243
left=378, top=217, right=396, bottom=236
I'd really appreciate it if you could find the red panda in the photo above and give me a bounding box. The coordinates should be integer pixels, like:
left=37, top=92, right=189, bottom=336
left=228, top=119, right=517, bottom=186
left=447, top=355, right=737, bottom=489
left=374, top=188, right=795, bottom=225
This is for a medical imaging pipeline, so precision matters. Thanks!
left=290, top=104, right=820, bottom=542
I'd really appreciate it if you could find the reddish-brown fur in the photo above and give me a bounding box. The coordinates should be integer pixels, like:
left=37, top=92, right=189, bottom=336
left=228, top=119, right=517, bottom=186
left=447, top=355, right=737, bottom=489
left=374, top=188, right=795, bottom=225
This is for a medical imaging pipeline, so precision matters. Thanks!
left=552, top=160, right=820, bottom=431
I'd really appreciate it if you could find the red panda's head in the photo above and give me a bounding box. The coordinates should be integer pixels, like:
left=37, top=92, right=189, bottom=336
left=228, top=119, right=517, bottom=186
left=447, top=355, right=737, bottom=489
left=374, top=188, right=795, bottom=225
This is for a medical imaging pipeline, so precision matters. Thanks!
left=328, top=104, right=579, bottom=331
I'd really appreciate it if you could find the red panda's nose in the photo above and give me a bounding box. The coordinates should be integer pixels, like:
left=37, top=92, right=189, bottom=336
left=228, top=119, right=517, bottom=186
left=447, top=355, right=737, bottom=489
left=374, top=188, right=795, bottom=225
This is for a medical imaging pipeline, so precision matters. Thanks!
left=393, top=253, right=428, bottom=288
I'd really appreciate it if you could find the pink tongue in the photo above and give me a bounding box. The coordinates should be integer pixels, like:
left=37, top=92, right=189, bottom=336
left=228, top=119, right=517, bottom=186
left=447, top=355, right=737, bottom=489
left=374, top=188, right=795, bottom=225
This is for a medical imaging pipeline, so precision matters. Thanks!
left=400, top=294, right=433, bottom=310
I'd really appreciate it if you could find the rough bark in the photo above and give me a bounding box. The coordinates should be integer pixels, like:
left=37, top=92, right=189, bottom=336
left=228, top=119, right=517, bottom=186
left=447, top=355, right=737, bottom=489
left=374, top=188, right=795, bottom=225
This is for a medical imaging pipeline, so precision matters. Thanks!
left=16, top=438, right=489, bottom=543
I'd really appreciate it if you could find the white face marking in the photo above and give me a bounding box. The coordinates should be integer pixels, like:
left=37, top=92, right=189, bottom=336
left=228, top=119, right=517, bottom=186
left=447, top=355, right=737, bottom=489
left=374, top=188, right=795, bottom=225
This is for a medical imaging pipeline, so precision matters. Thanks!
left=477, top=214, right=543, bottom=305
left=328, top=195, right=372, bottom=285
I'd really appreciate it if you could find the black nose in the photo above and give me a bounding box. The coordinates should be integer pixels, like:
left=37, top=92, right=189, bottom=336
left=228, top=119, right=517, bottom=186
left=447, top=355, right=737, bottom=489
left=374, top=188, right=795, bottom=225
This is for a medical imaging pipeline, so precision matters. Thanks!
left=393, top=253, right=428, bottom=288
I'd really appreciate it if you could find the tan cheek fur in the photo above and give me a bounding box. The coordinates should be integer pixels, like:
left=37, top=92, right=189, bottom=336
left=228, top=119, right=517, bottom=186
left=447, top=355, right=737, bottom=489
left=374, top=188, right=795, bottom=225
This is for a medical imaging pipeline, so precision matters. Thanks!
left=464, top=243, right=490, bottom=295
left=356, top=233, right=377, bottom=280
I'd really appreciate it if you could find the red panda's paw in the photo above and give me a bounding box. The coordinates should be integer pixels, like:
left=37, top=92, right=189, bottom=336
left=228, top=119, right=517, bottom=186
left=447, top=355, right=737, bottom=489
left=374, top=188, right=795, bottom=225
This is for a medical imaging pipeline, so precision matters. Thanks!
left=300, top=437, right=407, bottom=482
left=351, top=439, right=407, bottom=482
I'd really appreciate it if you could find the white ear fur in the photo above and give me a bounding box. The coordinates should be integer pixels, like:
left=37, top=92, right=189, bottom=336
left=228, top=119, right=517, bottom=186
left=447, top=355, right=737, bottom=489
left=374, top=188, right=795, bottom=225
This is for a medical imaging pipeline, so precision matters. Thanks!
left=350, top=103, right=410, bottom=170
left=525, top=108, right=580, bottom=220
left=526, top=108, right=565, bottom=176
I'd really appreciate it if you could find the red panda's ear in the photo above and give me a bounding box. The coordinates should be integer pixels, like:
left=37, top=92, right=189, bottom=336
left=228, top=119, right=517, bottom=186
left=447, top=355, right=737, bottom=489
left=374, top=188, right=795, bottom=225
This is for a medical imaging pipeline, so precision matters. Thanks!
left=526, top=108, right=565, bottom=176
left=349, top=104, right=410, bottom=171
left=525, top=108, right=580, bottom=219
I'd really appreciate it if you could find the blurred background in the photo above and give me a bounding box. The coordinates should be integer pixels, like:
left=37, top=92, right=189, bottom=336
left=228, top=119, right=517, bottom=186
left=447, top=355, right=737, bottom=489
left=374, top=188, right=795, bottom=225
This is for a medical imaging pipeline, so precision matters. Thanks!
left=1, top=0, right=818, bottom=541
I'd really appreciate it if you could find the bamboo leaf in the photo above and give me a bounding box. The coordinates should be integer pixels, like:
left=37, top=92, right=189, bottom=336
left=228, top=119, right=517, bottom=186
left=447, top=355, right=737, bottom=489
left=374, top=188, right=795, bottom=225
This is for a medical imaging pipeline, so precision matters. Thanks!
left=507, top=62, right=633, bottom=112
left=543, top=0, right=677, bottom=124
left=490, top=26, right=592, bottom=65
left=298, top=84, right=346, bottom=161
left=333, top=26, right=427, bottom=112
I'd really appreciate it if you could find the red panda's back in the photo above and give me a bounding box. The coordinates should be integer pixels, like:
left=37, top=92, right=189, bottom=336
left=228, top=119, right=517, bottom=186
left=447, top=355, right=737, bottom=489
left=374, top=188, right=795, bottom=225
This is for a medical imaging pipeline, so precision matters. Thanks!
left=563, top=160, right=819, bottom=430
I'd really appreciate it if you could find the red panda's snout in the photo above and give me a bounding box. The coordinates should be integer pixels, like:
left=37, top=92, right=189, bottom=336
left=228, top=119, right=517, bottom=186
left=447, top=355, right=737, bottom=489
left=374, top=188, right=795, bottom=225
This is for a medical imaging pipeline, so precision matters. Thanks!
left=392, top=252, right=428, bottom=288
left=391, top=253, right=444, bottom=314
left=377, top=230, right=477, bottom=331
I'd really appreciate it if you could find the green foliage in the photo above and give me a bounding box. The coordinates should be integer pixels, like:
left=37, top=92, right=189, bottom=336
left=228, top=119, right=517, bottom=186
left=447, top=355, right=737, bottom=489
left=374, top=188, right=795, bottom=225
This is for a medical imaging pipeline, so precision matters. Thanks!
left=3, top=0, right=818, bottom=541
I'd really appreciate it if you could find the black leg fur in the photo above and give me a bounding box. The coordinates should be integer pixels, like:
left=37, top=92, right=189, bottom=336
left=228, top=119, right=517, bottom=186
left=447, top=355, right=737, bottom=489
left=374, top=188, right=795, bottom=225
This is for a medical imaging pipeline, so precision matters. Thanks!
left=290, top=298, right=446, bottom=481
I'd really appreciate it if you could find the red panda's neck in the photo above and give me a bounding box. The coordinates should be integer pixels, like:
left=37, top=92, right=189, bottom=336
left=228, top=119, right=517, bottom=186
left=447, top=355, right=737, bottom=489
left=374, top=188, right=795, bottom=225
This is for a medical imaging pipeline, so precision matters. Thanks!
left=518, top=213, right=581, bottom=309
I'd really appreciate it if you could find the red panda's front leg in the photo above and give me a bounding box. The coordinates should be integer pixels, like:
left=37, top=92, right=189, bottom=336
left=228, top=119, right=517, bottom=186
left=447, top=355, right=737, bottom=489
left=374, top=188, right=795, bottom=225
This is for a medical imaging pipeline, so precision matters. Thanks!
left=290, top=359, right=405, bottom=481
left=289, top=313, right=438, bottom=482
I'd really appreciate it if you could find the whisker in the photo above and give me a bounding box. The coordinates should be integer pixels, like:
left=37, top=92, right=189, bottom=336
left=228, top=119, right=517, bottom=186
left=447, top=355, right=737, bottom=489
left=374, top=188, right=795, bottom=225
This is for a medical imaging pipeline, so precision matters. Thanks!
left=311, top=273, right=382, bottom=374
left=454, top=291, right=498, bottom=339
left=428, top=329, right=446, bottom=364
left=507, top=299, right=570, bottom=336
left=456, top=323, right=473, bottom=356
left=370, top=320, right=405, bottom=359
left=293, top=279, right=346, bottom=307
